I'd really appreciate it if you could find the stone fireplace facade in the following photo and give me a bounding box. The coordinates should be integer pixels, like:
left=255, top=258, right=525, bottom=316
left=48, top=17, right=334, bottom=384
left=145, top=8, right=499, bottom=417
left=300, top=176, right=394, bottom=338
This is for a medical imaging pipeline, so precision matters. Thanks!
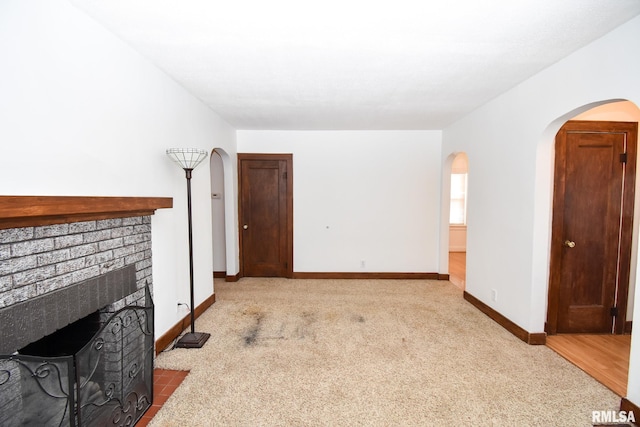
left=0, top=216, right=153, bottom=354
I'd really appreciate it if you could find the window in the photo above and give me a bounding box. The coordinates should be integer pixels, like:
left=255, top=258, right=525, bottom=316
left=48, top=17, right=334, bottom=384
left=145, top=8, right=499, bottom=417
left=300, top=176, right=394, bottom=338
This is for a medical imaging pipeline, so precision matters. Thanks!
left=449, top=173, right=467, bottom=225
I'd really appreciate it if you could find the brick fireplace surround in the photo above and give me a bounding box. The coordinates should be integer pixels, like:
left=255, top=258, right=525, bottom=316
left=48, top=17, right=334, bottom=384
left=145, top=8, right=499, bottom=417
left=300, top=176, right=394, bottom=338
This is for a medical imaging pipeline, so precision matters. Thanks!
left=0, top=196, right=172, bottom=352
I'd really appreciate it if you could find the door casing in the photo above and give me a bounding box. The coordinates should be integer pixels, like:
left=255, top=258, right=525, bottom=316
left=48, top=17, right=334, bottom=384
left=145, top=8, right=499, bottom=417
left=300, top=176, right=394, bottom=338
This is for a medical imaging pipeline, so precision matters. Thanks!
left=238, top=153, right=293, bottom=278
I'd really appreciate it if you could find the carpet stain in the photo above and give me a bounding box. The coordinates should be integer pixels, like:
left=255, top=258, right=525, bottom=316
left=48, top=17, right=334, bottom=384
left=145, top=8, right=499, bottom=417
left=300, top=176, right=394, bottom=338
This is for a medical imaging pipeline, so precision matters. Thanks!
left=241, top=304, right=263, bottom=317
left=241, top=309, right=321, bottom=345
left=243, top=320, right=262, bottom=346
left=351, top=314, right=365, bottom=323
left=295, top=311, right=317, bottom=340
left=324, top=310, right=340, bottom=322
left=241, top=307, right=264, bottom=347
left=243, top=309, right=370, bottom=345
left=301, top=311, right=317, bottom=324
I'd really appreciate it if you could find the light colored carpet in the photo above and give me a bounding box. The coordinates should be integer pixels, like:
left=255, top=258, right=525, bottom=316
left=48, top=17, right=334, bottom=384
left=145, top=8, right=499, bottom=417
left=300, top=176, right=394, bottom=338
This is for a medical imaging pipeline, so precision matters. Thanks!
left=151, top=278, right=619, bottom=426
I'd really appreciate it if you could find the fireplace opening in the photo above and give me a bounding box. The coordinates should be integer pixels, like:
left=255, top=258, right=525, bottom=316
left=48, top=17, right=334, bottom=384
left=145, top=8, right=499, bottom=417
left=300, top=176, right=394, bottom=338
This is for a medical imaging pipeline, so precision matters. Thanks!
left=19, top=312, right=102, bottom=358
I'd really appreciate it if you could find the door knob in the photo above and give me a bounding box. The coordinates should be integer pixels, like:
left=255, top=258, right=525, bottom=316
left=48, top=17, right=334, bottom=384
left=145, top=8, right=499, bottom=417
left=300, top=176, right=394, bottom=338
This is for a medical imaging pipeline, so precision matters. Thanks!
left=564, top=240, right=576, bottom=248
left=243, top=224, right=248, bottom=230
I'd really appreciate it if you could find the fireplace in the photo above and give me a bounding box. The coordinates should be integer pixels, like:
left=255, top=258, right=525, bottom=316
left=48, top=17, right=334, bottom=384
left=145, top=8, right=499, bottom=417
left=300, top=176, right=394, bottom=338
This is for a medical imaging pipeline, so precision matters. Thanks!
left=0, top=196, right=172, bottom=426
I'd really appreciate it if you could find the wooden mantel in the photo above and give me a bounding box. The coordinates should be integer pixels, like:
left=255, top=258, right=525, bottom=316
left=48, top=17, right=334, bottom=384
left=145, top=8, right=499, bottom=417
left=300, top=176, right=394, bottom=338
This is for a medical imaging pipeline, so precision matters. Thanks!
left=0, top=196, right=173, bottom=229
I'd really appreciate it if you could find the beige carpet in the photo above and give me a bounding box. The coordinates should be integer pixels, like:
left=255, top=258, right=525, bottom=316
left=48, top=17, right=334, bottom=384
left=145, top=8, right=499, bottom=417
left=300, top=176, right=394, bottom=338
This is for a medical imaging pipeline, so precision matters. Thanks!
left=151, top=278, right=619, bottom=426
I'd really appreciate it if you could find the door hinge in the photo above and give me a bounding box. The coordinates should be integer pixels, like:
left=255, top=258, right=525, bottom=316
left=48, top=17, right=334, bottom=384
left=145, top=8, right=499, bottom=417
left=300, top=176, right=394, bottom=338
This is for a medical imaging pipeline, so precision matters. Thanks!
left=610, top=307, right=619, bottom=317
left=283, top=171, right=287, bottom=180
left=620, top=153, right=628, bottom=163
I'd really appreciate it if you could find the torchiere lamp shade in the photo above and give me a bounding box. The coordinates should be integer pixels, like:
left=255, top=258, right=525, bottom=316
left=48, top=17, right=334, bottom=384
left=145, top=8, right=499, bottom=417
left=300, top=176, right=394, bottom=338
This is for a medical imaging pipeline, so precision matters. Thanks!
left=166, top=148, right=208, bottom=170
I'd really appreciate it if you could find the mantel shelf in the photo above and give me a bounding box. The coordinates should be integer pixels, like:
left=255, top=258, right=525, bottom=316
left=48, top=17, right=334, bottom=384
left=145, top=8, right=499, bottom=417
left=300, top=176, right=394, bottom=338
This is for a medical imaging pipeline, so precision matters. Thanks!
left=0, top=196, right=173, bottom=229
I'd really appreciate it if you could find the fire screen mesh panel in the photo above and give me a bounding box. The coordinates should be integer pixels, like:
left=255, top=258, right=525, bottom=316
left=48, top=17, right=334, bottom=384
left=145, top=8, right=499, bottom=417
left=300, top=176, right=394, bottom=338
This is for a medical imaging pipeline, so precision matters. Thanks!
left=0, top=286, right=154, bottom=427
left=0, top=355, right=76, bottom=426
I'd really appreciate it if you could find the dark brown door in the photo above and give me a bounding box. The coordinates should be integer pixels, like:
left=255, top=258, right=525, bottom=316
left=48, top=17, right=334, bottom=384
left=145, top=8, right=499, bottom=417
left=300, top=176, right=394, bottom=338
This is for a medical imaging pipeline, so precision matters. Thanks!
left=238, top=154, right=293, bottom=277
left=548, top=121, right=637, bottom=334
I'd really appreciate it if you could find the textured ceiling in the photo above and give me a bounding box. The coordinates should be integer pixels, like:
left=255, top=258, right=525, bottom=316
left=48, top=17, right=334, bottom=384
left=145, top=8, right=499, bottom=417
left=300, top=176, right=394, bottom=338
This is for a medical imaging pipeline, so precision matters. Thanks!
left=71, top=0, right=640, bottom=130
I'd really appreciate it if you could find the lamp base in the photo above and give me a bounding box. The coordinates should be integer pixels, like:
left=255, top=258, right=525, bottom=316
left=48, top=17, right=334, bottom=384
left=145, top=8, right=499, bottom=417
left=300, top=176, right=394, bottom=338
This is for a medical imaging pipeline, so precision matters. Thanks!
left=174, top=332, right=211, bottom=349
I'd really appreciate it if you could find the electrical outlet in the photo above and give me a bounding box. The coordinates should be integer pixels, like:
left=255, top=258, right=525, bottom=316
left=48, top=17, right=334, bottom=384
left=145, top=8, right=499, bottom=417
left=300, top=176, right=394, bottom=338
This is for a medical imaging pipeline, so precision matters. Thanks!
left=491, top=289, right=498, bottom=302
left=360, top=260, right=366, bottom=268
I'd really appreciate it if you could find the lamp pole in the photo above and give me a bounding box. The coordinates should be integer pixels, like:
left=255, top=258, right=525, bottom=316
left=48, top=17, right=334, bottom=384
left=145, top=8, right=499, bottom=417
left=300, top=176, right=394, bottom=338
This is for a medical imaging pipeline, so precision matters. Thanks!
left=166, top=148, right=210, bottom=349
left=185, top=167, right=196, bottom=335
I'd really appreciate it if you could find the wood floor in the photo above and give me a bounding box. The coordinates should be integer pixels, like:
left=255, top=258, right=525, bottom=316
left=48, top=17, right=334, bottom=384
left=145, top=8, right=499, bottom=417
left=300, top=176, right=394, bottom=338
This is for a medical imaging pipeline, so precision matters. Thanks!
left=448, top=251, right=466, bottom=290
left=546, top=334, right=631, bottom=396
left=448, top=251, right=631, bottom=397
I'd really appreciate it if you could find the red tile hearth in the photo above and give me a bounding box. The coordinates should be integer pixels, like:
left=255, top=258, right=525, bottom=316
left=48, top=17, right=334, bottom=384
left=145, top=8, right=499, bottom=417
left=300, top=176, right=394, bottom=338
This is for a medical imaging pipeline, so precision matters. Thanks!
left=136, top=369, right=189, bottom=426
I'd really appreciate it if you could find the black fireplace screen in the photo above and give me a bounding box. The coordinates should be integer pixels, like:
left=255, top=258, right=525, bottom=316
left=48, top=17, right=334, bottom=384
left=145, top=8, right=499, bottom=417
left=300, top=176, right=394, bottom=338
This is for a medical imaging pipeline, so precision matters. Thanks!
left=0, top=286, right=154, bottom=427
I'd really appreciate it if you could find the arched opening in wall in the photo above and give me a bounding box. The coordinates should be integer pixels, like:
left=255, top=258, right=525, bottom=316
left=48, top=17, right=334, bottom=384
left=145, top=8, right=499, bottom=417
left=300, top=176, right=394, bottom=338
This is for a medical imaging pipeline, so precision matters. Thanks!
left=210, top=149, right=226, bottom=278
left=544, top=100, right=639, bottom=398
left=449, top=152, right=468, bottom=290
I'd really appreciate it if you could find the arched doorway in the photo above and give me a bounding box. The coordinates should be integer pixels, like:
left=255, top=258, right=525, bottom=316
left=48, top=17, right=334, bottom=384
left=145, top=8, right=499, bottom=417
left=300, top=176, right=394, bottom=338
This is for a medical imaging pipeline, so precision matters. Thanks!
left=449, top=152, right=468, bottom=290
left=210, top=150, right=226, bottom=277
left=440, top=151, right=469, bottom=290
left=209, top=148, right=239, bottom=280
left=544, top=100, right=640, bottom=397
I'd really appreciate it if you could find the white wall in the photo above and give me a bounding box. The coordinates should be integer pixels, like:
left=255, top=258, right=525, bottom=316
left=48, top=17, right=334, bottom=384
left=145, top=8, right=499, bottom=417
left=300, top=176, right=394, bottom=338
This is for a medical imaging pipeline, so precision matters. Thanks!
left=237, top=131, right=442, bottom=273
left=442, top=16, right=640, bottom=404
left=449, top=226, right=467, bottom=252
left=0, top=0, right=237, bottom=338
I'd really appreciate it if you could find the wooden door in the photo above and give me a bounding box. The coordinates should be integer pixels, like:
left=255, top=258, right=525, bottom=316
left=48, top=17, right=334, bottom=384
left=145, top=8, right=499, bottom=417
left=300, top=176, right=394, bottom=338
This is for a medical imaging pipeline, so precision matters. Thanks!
left=547, top=121, right=637, bottom=334
left=238, top=154, right=293, bottom=277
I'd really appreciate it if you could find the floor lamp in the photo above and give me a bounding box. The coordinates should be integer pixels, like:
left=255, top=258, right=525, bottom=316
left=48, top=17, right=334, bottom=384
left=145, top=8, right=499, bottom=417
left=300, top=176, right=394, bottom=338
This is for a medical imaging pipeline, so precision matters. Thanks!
left=166, top=148, right=211, bottom=348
